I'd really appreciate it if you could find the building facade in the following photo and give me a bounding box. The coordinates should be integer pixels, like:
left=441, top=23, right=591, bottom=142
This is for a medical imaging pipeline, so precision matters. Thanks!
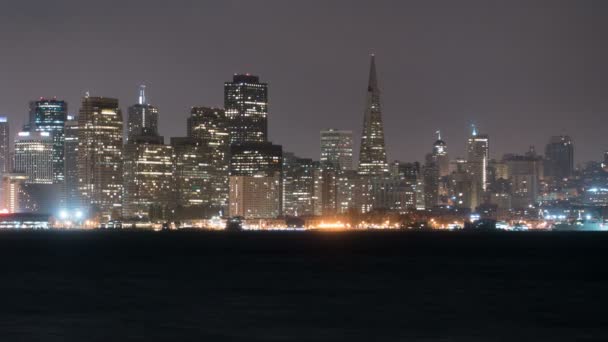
left=228, top=142, right=282, bottom=218
left=28, top=99, right=68, bottom=183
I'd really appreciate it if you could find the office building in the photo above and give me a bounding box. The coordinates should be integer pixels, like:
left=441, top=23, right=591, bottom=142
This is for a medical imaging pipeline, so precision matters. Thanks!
left=28, top=99, right=67, bottom=183
left=14, top=131, right=54, bottom=184
left=466, top=125, right=489, bottom=209
left=433, top=130, right=450, bottom=177
left=187, top=106, right=230, bottom=209
left=320, top=129, right=353, bottom=171
left=282, top=152, right=315, bottom=216
left=544, top=135, right=574, bottom=180
left=64, top=116, right=80, bottom=209
left=77, top=95, right=124, bottom=220
left=228, top=142, right=282, bottom=218
left=1, top=173, right=28, bottom=213
left=224, top=74, right=268, bottom=144
left=127, top=85, right=159, bottom=140
left=123, top=134, right=174, bottom=219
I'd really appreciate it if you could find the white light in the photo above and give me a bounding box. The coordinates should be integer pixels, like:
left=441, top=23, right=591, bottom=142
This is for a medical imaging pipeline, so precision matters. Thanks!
left=59, top=210, right=68, bottom=219
left=75, top=210, right=83, bottom=219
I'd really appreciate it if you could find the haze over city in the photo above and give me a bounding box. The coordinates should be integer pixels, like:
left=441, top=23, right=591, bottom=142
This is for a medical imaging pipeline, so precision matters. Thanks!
left=1, top=0, right=607, bottom=163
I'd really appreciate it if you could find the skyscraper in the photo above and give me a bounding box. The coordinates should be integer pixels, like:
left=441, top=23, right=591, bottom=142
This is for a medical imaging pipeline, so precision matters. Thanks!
left=127, top=85, right=159, bottom=140
left=282, top=152, right=315, bottom=217
left=224, top=74, right=268, bottom=144
left=28, top=99, right=67, bottom=183
left=77, top=95, right=124, bottom=220
left=123, top=134, right=174, bottom=219
left=544, top=135, right=574, bottom=180
left=358, top=54, right=388, bottom=176
left=14, top=131, right=54, bottom=184
left=64, top=115, right=80, bottom=209
left=320, top=129, right=353, bottom=171
left=188, top=107, right=230, bottom=209
left=433, top=130, right=450, bottom=177
left=171, top=137, right=217, bottom=217
left=466, top=125, right=489, bottom=209
left=0, top=117, right=9, bottom=174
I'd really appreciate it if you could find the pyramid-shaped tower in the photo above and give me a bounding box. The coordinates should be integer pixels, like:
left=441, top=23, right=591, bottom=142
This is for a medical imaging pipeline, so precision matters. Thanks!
left=358, top=54, right=388, bottom=176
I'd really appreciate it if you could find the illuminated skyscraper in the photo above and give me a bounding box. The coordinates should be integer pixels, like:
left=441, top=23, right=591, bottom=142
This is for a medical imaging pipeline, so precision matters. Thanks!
left=64, top=115, right=80, bottom=209
left=188, top=107, right=230, bottom=209
left=77, top=95, right=124, bottom=220
left=544, top=135, right=574, bottom=180
left=224, top=74, right=268, bottom=144
left=320, top=129, right=353, bottom=171
left=123, top=134, right=174, bottom=219
left=28, top=99, right=67, bottom=183
left=282, top=152, right=315, bottom=216
left=127, top=85, right=159, bottom=141
left=433, top=130, right=450, bottom=177
left=0, top=117, right=9, bottom=174
left=14, top=131, right=54, bottom=184
left=466, top=125, right=489, bottom=209
left=358, top=54, right=388, bottom=176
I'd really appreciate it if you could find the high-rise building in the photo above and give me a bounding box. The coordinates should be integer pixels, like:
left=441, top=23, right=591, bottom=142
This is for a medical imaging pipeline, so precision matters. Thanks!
left=320, top=129, right=353, bottom=171
left=123, top=134, right=174, bottom=219
left=433, top=130, right=450, bottom=177
left=1, top=173, right=28, bottom=213
left=282, top=152, right=315, bottom=217
left=544, top=135, right=574, bottom=180
left=422, top=153, right=440, bottom=209
left=188, top=107, right=230, bottom=209
left=503, top=149, right=544, bottom=209
left=228, top=142, right=282, bottom=218
left=64, top=115, right=80, bottom=209
left=224, top=74, right=268, bottom=144
left=358, top=55, right=389, bottom=176
left=28, top=99, right=67, bottom=183
left=127, top=85, right=159, bottom=141
left=466, top=125, right=489, bottom=209
left=77, top=95, right=124, bottom=220
left=0, top=117, right=9, bottom=174
left=171, top=137, right=215, bottom=216
left=14, top=131, right=54, bottom=184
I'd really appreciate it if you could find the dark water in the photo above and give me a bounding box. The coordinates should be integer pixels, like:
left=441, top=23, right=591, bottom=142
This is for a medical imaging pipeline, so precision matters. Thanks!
left=0, top=230, right=607, bottom=341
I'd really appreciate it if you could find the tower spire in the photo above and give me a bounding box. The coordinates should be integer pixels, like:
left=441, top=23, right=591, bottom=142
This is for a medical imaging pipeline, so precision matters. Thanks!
left=436, top=130, right=441, bottom=141
left=471, top=124, right=477, bottom=136
left=138, top=84, right=146, bottom=105
left=368, top=54, right=378, bottom=92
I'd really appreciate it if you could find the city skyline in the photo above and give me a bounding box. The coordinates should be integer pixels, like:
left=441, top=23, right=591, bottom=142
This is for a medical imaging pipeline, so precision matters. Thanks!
left=1, top=1, right=607, bottom=164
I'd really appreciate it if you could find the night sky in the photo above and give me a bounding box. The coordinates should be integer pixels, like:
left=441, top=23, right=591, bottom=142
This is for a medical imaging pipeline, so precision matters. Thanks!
left=1, top=1, right=607, bottom=164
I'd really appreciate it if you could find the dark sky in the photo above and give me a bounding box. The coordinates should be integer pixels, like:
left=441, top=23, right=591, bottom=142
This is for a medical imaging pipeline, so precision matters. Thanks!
left=1, top=0, right=607, bottom=164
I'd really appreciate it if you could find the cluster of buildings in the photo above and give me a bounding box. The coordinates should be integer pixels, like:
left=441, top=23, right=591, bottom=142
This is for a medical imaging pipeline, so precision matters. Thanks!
left=0, top=55, right=606, bottom=229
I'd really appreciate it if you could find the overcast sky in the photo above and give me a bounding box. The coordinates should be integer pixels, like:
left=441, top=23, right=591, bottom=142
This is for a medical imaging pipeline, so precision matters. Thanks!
left=1, top=0, right=607, bottom=164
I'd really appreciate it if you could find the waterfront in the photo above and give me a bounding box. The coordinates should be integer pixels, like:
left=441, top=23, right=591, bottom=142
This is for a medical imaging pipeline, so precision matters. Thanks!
left=0, top=230, right=606, bottom=341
